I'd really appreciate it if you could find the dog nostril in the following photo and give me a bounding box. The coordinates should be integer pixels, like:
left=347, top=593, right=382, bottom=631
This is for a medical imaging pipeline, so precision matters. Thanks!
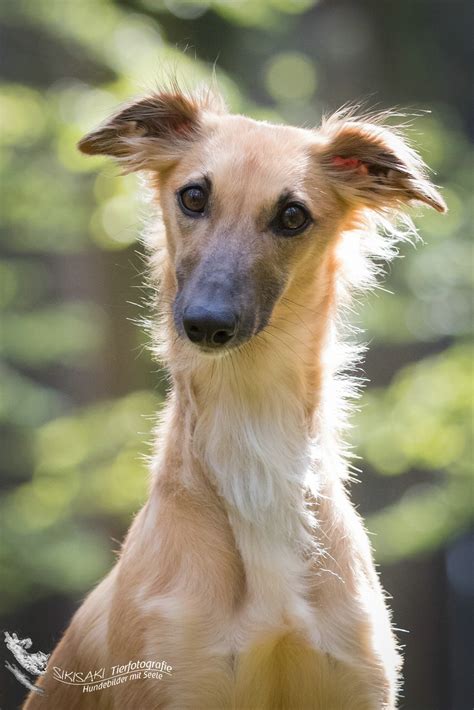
left=183, top=320, right=205, bottom=343
left=211, top=329, right=234, bottom=345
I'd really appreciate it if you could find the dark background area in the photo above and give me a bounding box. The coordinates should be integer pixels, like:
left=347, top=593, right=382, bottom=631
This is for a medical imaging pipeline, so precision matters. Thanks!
left=0, top=1, right=472, bottom=708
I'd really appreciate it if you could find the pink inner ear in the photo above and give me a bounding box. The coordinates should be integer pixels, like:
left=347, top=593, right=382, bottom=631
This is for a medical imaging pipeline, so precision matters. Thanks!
left=170, top=116, right=194, bottom=136
left=331, top=155, right=369, bottom=175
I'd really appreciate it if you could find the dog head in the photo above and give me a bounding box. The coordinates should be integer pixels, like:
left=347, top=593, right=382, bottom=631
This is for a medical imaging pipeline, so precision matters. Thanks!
left=79, top=89, right=446, bottom=354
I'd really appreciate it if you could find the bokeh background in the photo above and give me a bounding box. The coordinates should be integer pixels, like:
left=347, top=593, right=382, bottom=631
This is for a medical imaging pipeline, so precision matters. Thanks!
left=0, top=1, right=472, bottom=708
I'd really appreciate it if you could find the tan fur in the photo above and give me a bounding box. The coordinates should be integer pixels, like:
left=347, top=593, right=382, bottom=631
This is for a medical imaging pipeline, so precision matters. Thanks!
left=234, top=632, right=380, bottom=709
left=24, top=86, right=445, bottom=710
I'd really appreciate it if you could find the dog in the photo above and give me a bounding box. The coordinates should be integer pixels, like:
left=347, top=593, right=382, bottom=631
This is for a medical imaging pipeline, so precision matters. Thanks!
left=24, top=85, right=446, bottom=709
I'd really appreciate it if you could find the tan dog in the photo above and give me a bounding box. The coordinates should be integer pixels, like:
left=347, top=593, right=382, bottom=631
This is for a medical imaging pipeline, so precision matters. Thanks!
left=24, top=87, right=445, bottom=709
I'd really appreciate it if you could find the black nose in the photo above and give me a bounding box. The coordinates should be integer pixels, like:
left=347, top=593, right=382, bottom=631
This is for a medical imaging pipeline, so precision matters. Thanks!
left=182, top=305, right=237, bottom=347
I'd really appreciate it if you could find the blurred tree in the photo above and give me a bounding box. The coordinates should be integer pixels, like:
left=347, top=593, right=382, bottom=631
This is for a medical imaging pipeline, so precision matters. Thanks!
left=0, top=0, right=472, bottom=707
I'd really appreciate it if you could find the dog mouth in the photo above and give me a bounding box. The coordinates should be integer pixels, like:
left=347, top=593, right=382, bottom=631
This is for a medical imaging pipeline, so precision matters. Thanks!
left=177, top=323, right=255, bottom=354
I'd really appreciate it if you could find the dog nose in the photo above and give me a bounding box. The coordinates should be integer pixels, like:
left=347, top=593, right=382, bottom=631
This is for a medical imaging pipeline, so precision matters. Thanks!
left=183, top=305, right=237, bottom=347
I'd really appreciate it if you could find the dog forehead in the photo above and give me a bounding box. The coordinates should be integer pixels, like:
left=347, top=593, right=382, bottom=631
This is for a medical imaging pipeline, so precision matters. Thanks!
left=205, top=115, right=314, bottom=177
left=169, top=114, right=317, bottom=198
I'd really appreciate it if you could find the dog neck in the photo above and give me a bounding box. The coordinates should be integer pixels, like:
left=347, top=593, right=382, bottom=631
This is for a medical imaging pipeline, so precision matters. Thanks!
left=155, top=256, right=341, bottom=540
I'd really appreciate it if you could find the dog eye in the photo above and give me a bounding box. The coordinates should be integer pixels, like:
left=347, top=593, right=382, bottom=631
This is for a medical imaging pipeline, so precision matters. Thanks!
left=276, top=203, right=311, bottom=236
left=178, top=185, right=208, bottom=216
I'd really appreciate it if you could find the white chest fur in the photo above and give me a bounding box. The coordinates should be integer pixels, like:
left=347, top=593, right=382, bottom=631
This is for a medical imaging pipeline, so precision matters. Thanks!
left=189, top=358, right=322, bottom=651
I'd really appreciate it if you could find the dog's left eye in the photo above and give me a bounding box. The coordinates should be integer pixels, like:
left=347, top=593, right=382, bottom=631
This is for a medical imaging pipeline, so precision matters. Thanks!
left=275, top=203, right=311, bottom=236
left=178, top=185, right=208, bottom=216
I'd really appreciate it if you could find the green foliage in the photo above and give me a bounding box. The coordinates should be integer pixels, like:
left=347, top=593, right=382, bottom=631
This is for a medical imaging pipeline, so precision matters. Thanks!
left=0, top=0, right=472, bottom=615
left=358, top=344, right=473, bottom=561
left=0, top=392, right=159, bottom=612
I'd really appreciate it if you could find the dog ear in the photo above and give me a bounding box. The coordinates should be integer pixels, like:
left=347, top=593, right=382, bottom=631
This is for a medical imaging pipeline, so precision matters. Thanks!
left=319, top=115, right=447, bottom=213
left=78, top=91, right=207, bottom=171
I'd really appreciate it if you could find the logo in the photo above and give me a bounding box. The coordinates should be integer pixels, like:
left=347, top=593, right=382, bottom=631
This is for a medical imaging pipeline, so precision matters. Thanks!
left=4, top=631, right=49, bottom=695
left=53, top=659, right=173, bottom=694
left=4, top=631, right=173, bottom=696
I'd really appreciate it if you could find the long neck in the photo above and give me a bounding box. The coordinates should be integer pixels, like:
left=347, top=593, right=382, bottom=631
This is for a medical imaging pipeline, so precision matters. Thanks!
left=152, top=253, right=343, bottom=536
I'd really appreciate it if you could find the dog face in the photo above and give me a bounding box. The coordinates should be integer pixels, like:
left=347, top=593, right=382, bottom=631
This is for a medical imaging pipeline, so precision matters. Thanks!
left=79, top=90, right=446, bottom=353
left=160, top=116, right=333, bottom=351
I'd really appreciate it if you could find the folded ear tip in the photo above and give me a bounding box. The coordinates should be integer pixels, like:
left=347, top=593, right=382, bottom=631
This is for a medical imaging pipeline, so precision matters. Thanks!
left=432, top=193, right=448, bottom=213
left=77, top=135, right=96, bottom=155
left=413, top=186, right=447, bottom=213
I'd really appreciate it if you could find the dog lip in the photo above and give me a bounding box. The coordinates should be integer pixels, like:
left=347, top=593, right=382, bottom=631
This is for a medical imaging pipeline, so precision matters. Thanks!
left=178, top=327, right=253, bottom=354
left=185, top=339, right=239, bottom=356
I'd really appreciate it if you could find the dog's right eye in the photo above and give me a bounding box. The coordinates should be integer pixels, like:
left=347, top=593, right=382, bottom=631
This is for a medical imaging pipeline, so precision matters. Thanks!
left=178, top=185, right=208, bottom=216
left=272, top=202, right=312, bottom=237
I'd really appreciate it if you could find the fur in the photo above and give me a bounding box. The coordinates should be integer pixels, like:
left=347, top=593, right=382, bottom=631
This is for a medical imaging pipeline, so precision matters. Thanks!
left=24, top=85, right=445, bottom=710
